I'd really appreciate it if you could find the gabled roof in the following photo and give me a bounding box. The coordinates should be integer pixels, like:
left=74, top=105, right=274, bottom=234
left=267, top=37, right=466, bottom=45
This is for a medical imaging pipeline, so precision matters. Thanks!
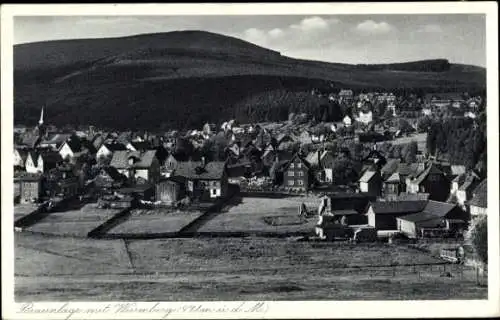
left=129, top=141, right=150, bottom=151
left=450, top=165, right=466, bottom=177
left=469, top=179, right=487, bottom=208
left=398, top=162, right=424, bottom=177
left=101, top=166, right=127, bottom=181
left=420, top=200, right=459, bottom=218
left=410, top=163, right=445, bottom=185
left=396, top=211, right=442, bottom=223
left=381, top=158, right=401, bottom=176
left=305, top=150, right=330, bottom=167
left=110, top=150, right=157, bottom=169
left=101, top=142, right=127, bottom=152
left=359, top=170, right=378, bottom=183
left=173, top=161, right=226, bottom=180
left=283, top=153, right=310, bottom=171
left=386, top=172, right=401, bottom=183
left=369, top=200, right=428, bottom=215
left=21, top=135, right=40, bottom=148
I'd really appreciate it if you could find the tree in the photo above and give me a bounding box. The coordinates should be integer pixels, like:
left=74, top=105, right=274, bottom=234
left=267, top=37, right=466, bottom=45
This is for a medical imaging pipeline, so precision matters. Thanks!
left=470, top=216, right=488, bottom=264
left=402, top=141, right=418, bottom=163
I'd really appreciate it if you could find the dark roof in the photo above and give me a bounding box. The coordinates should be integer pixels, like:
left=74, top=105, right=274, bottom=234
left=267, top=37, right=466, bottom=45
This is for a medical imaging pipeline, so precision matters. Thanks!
left=469, top=179, right=487, bottom=208
left=14, top=172, right=43, bottom=182
left=110, top=150, right=157, bottom=169
left=369, top=200, right=428, bottom=215
left=102, top=166, right=127, bottom=181
left=173, top=161, right=226, bottom=180
left=21, top=135, right=40, bottom=148
left=396, top=211, right=442, bottom=223
left=381, top=158, right=401, bottom=176
left=332, top=209, right=360, bottom=216
left=422, top=200, right=457, bottom=218
left=102, top=142, right=127, bottom=152
left=130, top=141, right=150, bottom=151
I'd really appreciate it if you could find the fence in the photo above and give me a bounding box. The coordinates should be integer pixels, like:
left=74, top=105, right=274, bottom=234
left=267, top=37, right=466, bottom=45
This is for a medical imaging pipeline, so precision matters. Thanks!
left=322, top=263, right=487, bottom=285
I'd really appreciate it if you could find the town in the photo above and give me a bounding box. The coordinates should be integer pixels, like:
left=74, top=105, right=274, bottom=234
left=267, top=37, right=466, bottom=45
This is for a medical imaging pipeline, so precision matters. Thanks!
left=13, top=88, right=488, bottom=300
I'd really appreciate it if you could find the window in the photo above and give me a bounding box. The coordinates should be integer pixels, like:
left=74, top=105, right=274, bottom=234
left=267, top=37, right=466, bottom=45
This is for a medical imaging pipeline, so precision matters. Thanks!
left=290, top=163, right=295, bottom=169
left=298, top=171, right=304, bottom=177
left=288, top=171, right=294, bottom=177
left=297, top=180, right=304, bottom=186
left=297, top=163, right=302, bottom=169
left=288, top=180, right=294, bottom=186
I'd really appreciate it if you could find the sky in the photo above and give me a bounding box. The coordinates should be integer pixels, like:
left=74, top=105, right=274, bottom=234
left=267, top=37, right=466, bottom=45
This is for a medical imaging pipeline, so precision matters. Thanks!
left=14, top=14, right=486, bottom=66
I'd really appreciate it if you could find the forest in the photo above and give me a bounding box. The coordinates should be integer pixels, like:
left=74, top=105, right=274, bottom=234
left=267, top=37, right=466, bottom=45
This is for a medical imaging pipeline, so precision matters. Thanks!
left=426, top=113, right=487, bottom=172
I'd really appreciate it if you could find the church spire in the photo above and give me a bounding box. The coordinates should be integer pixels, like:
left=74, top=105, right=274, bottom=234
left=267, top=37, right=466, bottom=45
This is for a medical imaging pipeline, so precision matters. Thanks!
left=38, top=107, right=44, bottom=126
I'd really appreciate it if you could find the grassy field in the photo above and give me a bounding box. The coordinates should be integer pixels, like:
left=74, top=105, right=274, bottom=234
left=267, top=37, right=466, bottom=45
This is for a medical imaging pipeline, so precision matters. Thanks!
left=107, top=208, right=205, bottom=235
left=25, top=203, right=120, bottom=237
left=199, top=197, right=320, bottom=234
left=14, top=203, right=39, bottom=222
left=391, top=132, right=428, bottom=153
left=14, top=232, right=487, bottom=301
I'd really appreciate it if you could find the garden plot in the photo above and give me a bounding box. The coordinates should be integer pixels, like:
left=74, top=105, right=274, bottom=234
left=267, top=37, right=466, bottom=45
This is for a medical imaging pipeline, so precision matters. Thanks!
left=106, top=208, right=205, bottom=236
left=25, top=203, right=120, bottom=237
left=198, top=197, right=319, bottom=234
left=14, top=203, right=39, bottom=222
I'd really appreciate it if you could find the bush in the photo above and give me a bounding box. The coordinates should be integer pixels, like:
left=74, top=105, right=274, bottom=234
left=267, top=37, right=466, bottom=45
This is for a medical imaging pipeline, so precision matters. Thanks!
left=470, top=217, right=487, bottom=264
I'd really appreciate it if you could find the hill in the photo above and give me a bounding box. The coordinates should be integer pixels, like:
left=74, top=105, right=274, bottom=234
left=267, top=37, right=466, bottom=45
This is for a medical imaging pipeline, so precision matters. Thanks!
left=14, top=30, right=486, bottom=130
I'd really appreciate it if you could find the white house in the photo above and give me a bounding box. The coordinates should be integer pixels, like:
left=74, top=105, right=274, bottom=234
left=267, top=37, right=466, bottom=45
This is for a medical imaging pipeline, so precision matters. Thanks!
left=343, top=115, right=352, bottom=127
left=110, top=150, right=160, bottom=184
left=469, top=179, right=487, bottom=218
left=422, top=107, right=432, bottom=116
left=96, top=142, right=127, bottom=160
left=25, top=151, right=62, bottom=174
left=357, top=110, right=373, bottom=124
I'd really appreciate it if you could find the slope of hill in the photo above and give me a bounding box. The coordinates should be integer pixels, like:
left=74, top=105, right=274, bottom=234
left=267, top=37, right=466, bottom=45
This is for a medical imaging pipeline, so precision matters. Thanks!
left=14, top=31, right=486, bottom=130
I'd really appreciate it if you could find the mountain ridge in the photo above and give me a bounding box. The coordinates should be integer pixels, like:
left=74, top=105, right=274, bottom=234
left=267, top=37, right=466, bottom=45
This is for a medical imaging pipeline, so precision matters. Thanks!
left=14, top=30, right=486, bottom=130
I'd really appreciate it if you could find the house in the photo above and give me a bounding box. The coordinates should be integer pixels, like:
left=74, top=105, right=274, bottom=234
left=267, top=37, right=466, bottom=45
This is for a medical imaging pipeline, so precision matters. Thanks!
left=126, top=141, right=150, bottom=152
left=366, top=200, right=428, bottom=230
left=450, top=172, right=480, bottom=207
left=318, top=193, right=376, bottom=216
left=338, top=89, right=354, bottom=103
left=14, top=148, right=29, bottom=169
left=25, top=151, right=63, bottom=174
left=39, top=133, right=71, bottom=150
left=283, top=153, right=311, bottom=191
left=396, top=200, right=468, bottom=238
left=357, top=110, right=373, bottom=124
left=96, top=142, right=127, bottom=160
left=110, top=150, right=160, bottom=184
left=276, top=134, right=296, bottom=151
left=469, top=179, right=487, bottom=219
left=14, top=172, right=44, bottom=204
left=305, top=149, right=335, bottom=183
left=422, top=107, right=432, bottom=116
left=172, top=159, right=228, bottom=201
left=45, top=165, right=80, bottom=199
left=162, top=154, right=179, bottom=178
left=362, top=149, right=387, bottom=171
left=406, top=162, right=449, bottom=201
left=343, top=115, right=352, bottom=127
left=20, top=133, right=41, bottom=149
left=58, top=136, right=90, bottom=160
left=383, top=172, right=403, bottom=197
left=297, top=131, right=313, bottom=145
left=155, top=178, right=186, bottom=206
left=94, top=166, right=127, bottom=193
left=315, top=215, right=352, bottom=241
left=358, top=170, right=382, bottom=196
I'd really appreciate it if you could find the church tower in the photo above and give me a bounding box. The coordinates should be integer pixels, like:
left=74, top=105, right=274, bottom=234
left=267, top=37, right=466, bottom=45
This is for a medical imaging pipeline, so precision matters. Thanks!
left=38, top=106, right=44, bottom=126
